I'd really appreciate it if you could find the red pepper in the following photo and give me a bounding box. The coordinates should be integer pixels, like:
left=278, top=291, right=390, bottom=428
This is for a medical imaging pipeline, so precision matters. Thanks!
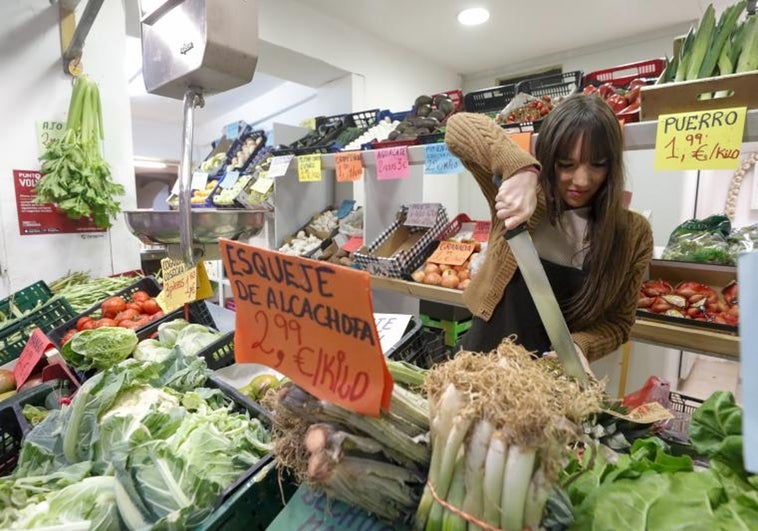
left=627, top=78, right=647, bottom=90
left=583, top=85, right=598, bottom=95
left=598, top=82, right=616, bottom=99
left=606, top=93, right=628, bottom=113
left=618, top=101, right=640, bottom=115
left=625, top=86, right=641, bottom=105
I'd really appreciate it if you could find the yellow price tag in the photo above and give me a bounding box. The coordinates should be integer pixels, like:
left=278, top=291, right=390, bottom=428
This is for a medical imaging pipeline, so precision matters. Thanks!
left=297, top=154, right=322, bottom=182
left=156, top=259, right=214, bottom=312
left=252, top=176, right=274, bottom=194
left=654, top=107, right=747, bottom=170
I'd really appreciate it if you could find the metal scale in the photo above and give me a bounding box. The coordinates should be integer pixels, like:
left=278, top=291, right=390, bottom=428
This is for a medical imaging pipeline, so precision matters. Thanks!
left=124, top=0, right=268, bottom=264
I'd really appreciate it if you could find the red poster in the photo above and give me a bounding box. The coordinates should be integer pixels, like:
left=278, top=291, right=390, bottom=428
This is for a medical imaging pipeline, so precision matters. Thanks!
left=12, top=169, right=103, bottom=235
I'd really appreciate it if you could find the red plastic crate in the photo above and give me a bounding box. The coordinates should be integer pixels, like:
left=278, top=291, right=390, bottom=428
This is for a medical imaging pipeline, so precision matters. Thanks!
left=437, top=213, right=473, bottom=241
left=583, top=58, right=666, bottom=88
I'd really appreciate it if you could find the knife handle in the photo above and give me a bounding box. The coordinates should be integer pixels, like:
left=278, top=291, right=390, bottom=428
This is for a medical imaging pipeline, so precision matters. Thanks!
left=505, top=222, right=528, bottom=240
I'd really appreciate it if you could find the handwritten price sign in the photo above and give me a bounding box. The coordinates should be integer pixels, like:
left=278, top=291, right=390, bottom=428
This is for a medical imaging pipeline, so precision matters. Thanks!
left=427, top=241, right=476, bottom=266
left=654, top=107, right=747, bottom=170
left=298, top=154, right=323, bottom=182
left=221, top=240, right=393, bottom=416
left=423, top=144, right=464, bottom=174
left=375, top=147, right=409, bottom=180
left=335, top=152, right=364, bottom=182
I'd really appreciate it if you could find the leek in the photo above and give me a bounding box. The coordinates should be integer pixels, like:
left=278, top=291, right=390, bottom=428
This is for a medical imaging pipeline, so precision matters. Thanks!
left=500, top=445, right=537, bottom=531
left=736, top=15, right=758, bottom=72
left=675, top=26, right=697, bottom=82
left=699, top=2, right=745, bottom=79
left=461, top=420, right=494, bottom=531
left=686, top=4, right=716, bottom=81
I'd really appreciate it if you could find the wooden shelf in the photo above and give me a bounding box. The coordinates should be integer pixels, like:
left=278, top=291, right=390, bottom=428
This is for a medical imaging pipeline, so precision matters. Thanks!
left=370, top=276, right=740, bottom=359
left=648, top=259, right=737, bottom=288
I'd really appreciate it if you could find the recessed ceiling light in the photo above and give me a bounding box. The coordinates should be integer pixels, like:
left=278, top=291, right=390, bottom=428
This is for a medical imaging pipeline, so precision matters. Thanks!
left=458, top=7, right=490, bottom=26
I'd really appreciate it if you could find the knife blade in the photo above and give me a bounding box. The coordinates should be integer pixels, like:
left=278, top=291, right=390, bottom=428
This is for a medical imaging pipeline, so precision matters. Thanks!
left=505, top=223, right=588, bottom=382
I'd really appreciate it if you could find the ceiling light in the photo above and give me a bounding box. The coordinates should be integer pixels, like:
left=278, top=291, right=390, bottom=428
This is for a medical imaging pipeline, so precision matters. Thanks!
left=457, top=7, right=489, bottom=26
left=134, top=159, right=168, bottom=169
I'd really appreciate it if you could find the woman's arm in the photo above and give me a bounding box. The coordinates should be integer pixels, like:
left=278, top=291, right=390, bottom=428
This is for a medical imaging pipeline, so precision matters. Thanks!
left=445, top=113, right=540, bottom=215
left=571, top=216, right=654, bottom=362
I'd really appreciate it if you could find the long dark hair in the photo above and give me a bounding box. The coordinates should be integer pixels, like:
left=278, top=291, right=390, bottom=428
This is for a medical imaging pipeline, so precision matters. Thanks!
left=535, top=94, right=631, bottom=329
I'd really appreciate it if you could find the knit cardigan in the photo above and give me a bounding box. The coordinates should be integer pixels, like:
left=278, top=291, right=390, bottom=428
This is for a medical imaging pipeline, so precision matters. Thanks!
left=445, top=113, right=653, bottom=361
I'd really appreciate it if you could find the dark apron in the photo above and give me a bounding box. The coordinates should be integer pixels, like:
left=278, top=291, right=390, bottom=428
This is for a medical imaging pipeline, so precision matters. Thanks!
left=462, top=259, right=587, bottom=355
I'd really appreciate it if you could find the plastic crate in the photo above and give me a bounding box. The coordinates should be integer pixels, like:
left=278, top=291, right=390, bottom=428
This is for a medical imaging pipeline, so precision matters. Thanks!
left=582, top=58, right=666, bottom=88
left=274, top=110, right=380, bottom=156
left=46, top=277, right=162, bottom=348
left=516, top=70, right=583, bottom=100
left=197, top=458, right=298, bottom=531
left=0, top=381, right=63, bottom=476
left=664, top=391, right=704, bottom=441
left=384, top=316, right=424, bottom=360
left=0, top=298, right=77, bottom=365
left=401, top=327, right=452, bottom=369
left=0, top=281, right=53, bottom=318
left=464, top=83, right=517, bottom=113
left=437, top=213, right=473, bottom=241
left=137, top=300, right=218, bottom=341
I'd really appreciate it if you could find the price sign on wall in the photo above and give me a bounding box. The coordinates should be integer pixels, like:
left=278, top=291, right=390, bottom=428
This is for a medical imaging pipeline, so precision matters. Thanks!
left=654, top=107, right=747, bottom=170
left=335, top=152, right=364, bottom=182
left=375, top=147, right=409, bottom=180
left=35, top=121, right=65, bottom=154
left=221, top=240, right=393, bottom=416
left=298, top=154, right=323, bottom=182
left=423, top=144, right=464, bottom=174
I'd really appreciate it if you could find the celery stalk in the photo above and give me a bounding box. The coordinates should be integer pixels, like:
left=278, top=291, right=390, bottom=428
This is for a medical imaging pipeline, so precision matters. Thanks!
left=500, top=446, right=537, bottom=531
left=482, top=432, right=507, bottom=527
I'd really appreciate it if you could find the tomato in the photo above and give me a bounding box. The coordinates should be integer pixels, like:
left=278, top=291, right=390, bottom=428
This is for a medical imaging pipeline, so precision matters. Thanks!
left=81, top=320, right=96, bottom=330
left=118, top=320, right=140, bottom=329
left=127, top=302, right=143, bottom=313
left=94, top=318, right=118, bottom=328
left=132, top=291, right=151, bottom=303
left=141, top=299, right=160, bottom=315
left=114, top=309, right=140, bottom=322
left=76, top=316, right=93, bottom=331
left=102, top=297, right=127, bottom=317
left=149, top=311, right=164, bottom=321
left=134, top=317, right=151, bottom=328
left=62, top=329, right=77, bottom=345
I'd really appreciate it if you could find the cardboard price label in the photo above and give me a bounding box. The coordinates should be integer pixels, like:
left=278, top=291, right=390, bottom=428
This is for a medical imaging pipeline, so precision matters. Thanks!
left=374, top=313, right=412, bottom=356
left=473, top=220, right=491, bottom=242
left=155, top=259, right=214, bottom=312
left=654, top=107, right=747, bottom=170
left=423, top=143, right=464, bottom=174
left=190, top=171, right=209, bottom=191
left=14, top=328, right=54, bottom=390
left=427, top=241, right=476, bottom=266
left=267, top=155, right=295, bottom=178
left=375, top=147, right=409, bottom=180
left=404, top=203, right=441, bottom=228
left=298, top=154, right=323, bottom=182
left=220, top=240, right=393, bottom=417
left=335, top=152, right=364, bottom=182
left=251, top=176, right=274, bottom=195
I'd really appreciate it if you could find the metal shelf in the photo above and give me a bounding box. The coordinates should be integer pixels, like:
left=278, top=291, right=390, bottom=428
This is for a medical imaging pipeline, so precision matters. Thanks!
left=370, top=275, right=740, bottom=360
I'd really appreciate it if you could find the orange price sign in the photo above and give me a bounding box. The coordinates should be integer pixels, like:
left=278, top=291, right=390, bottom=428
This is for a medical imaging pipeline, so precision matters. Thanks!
left=509, top=132, right=533, bottom=154
left=335, top=152, right=364, bottom=182
left=220, top=240, right=393, bottom=416
left=426, top=241, right=476, bottom=266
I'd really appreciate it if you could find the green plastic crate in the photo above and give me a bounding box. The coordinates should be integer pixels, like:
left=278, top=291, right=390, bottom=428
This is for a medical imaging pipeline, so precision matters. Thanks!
left=195, top=459, right=298, bottom=530
left=0, top=297, right=76, bottom=365
left=0, top=281, right=53, bottom=320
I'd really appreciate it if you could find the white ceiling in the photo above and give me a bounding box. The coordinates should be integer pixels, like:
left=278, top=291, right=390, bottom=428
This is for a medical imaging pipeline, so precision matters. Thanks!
left=291, top=0, right=709, bottom=75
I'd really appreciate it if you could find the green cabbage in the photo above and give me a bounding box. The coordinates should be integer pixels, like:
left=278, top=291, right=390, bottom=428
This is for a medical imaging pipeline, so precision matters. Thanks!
left=157, top=319, right=190, bottom=347
left=62, top=327, right=138, bottom=371
left=133, top=339, right=173, bottom=364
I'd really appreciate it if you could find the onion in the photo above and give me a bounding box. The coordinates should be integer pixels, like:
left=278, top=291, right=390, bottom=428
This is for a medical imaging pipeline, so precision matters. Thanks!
left=441, top=275, right=460, bottom=289
left=458, top=270, right=470, bottom=281
left=459, top=279, right=471, bottom=290
left=424, top=263, right=440, bottom=275
left=425, top=272, right=442, bottom=285
left=442, top=269, right=458, bottom=278
left=412, top=270, right=426, bottom=283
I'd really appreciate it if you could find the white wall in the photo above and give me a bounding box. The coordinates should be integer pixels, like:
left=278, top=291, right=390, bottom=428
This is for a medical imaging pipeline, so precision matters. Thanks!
left=131, top=118, right=183, bottom=161
left=0, top=0, right=140, bottom=296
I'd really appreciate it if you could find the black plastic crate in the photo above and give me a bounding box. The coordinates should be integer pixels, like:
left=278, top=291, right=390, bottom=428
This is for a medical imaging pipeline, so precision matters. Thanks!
left=420, top=300, right=472, bottom=322
left=663, top=391, right=705, bottom=442
left=463, top=83, right=517, bottom=113
left=46, top=276, right=163, bottom=348
left=136, top=300, right=218, bottom=341
left=0, top=381, right=65, bottom=476
left=0, top=298, right=77, bottom=365
left=515, top=70, right=583, bottom=100
left=0, top=281, right=53, bottom=318
left=273, top=109, right=380, bottom=156
left=384, top=316, right=424, bottom=360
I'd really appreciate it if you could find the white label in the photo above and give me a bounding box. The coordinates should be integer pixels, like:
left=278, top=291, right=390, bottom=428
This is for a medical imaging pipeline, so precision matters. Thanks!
left=267, top=155, right=295, bottom=178
left=404, top=203, right=441, bottom=228
left=373, top=313, right=413, bottom=356
left=191, top=171, right=209, bottom=191
left=219, top=170, right=240, bottom=189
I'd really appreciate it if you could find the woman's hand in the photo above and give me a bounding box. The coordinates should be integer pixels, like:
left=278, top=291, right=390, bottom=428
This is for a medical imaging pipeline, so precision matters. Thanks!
left=494, top=168, right=538, bottom=230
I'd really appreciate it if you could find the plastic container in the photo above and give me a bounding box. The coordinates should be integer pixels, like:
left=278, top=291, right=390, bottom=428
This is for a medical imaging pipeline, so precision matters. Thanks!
left=46, top=277, right=163, bottom=348
left=516, top=70, right=583, bottom=100
left=437, top=213, right=473, bottom=241
left=463, top=83, right=517, bottom=114
left=663, top=391, right=704, bottom=442
left=273, top=110, right=380, bottom=156
left=0, top=281, right=53, bottom=318
left=0, top=298, right=77, bottom=365
left=582, top=59, right=666, bottom=88
left=398, top=327, right=451, bottom=369
left=137, top=300, right=218, bottom=341
left=383, top=315, right=423, bottom=360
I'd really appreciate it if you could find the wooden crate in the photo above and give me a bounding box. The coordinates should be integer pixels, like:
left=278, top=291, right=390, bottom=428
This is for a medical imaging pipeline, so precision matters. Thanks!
left=640, top=70, right=758, bottom=121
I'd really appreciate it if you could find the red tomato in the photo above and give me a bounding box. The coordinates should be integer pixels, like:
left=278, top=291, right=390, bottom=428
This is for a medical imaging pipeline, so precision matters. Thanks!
left=134, top=317, right=151, bottom=328
left=94, top=318, right=118, bottom=328
left=62, top=329, right=77, bottom=345
left=102, top=297, right=127, bottom=317
left=141, top=299, right=160, bottom=315
left=127, top=302, right=143, bottom=313
left=132, top=291, right=151, bottom=303
left=150, top=311, right=164, bottom=321
left=81, top=320, right=96, bottom=330
left=119, top=320, right=140, bottom=329
left=76, top=316, right=93, bottom=331
left=114, top=309, right=140, bottom=322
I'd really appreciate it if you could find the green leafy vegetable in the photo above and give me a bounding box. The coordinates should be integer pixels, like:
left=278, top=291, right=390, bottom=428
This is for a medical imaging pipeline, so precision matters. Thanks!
left=61, top=327, right=138, bottom=371
left=21, top=404, right=48, bottom=426
left=690, top=391, right=744, bottom=471
left=35, top=75, right=124, bottom=229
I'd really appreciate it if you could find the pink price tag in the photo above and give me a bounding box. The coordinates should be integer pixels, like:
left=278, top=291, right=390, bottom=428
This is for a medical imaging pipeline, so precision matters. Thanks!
left=14, top=328, right=53, bottom=390
left=473, top=221, right=491, bottom=242
left=342, top=236, right=364, bottom=254
left=375, top=147, right=409, bottom=180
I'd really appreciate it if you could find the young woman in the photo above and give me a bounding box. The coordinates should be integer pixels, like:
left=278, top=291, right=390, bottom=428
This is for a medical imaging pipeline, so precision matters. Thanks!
left=445, top=93, right=653, bottom=362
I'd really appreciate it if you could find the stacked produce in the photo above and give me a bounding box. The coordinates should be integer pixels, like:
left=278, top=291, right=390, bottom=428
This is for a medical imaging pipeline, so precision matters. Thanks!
left=638, top=279, right=739, bottom=326
left=278, top=231, right=322, bottom=257
left=35, top=75, right=124, bottom=229
left=214, top=148, right=274, bottom=208
left=568, top=391, right=758, bottom=529
left=0, top=321, right=270, bottom=530
left=412, top=260, right=473, bottom=290
left=582, top=78, right=646, bottom=116
left=663, top=215, right=757, bottom=265
left=414, top=340, right=603, bottom=531
left=265, top=360, right=430, bottom=525
left=384, top=93, right=458, bottom=143
left=496, top=94, right=557, bottom=125
left=49, top=272, right=139, bottom=313
left=343, top=117, right=400, bottom=150
left=659, top=2, right=757, bottom=84
left=226, top=134, right=264, bottom=172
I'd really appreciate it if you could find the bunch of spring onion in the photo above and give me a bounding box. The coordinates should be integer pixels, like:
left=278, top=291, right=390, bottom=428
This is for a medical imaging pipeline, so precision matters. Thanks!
left=35, top=75, right=124, bottom=229
left=265, top=360, right=431, bottom=525
left=414, top=339, right=604, bottom=531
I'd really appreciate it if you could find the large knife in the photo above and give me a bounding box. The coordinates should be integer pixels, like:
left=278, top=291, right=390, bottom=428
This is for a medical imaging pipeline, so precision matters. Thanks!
left=505, top=223, right=588, bottom=382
